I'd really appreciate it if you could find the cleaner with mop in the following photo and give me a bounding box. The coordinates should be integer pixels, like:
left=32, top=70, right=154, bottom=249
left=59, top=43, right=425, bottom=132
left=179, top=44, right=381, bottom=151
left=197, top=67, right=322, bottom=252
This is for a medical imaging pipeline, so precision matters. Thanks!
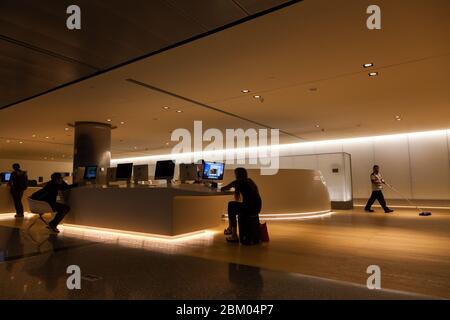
left=364, top=165, right=394, bottom=213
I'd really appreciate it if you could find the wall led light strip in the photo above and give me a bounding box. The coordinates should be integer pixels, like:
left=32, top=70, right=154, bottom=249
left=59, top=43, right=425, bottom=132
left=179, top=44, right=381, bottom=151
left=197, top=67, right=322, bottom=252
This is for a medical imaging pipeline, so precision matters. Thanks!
left=111, top=129, right=450, bottom=164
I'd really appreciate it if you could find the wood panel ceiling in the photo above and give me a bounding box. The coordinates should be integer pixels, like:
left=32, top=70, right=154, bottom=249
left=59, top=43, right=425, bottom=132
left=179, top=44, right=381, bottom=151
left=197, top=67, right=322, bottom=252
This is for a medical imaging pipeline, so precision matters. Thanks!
left=0, top=0, right=294, bottom=109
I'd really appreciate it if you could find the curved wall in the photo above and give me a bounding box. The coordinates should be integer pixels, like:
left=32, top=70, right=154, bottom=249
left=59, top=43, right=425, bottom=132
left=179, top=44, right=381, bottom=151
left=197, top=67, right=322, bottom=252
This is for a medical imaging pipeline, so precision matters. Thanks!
left=222, top=169, right=331, bottom=216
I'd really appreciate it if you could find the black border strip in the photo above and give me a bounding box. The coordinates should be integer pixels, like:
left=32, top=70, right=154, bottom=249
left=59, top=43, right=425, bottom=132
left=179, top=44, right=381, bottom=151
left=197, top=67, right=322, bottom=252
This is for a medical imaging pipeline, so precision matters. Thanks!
left=0, top=0, right=304, bottom=110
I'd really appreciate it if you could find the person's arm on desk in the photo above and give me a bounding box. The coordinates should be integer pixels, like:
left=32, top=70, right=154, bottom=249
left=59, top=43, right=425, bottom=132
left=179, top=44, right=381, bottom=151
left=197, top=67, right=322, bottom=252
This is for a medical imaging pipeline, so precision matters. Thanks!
left=221, top=180, right=235, bottom=192
left=58, top=181, right=78, bottom=191
left=221, top=180, right=240, bottom=201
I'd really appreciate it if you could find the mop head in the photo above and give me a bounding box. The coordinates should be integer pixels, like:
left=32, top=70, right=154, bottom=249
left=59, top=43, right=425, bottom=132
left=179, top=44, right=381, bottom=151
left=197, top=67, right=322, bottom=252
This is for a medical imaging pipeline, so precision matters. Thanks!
left=419, top=211, right=432, bottom=216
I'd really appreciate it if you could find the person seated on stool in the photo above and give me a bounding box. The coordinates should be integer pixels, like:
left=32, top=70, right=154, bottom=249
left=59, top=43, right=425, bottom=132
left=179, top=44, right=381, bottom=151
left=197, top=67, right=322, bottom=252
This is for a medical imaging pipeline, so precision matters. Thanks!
left=221, top=168, right=262, bottom=243
left=30, top=172, right=77, bottom=234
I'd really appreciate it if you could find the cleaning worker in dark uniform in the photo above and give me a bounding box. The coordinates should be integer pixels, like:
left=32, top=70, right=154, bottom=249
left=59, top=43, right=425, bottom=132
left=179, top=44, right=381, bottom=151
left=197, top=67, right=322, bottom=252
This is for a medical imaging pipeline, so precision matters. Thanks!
left=30, top=172, right=77, bottom=233
left=365, top=165, right=394, bottom=213
left=221, top=167, right=262, bottom=242
left=8, top=163, right=28, bottom=218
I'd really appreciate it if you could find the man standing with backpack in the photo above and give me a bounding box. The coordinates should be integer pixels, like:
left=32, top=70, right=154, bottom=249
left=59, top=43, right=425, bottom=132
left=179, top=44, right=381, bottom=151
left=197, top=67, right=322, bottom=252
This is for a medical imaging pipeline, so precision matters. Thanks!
left=8, top=163, right=28, bottom=218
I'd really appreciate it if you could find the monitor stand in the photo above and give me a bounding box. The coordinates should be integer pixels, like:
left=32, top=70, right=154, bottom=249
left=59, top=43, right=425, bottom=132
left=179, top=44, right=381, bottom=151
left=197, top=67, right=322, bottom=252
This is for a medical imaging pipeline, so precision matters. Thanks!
left=203, top=181, right=218, bottom=189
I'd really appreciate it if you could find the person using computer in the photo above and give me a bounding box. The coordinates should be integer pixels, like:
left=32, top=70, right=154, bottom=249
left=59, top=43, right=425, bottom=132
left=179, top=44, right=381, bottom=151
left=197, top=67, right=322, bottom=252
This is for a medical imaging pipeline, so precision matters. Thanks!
left=7, top=163, right=28, bottom=218
left=30, top=172, right=77, bottom=233
left=221, top=167, right=262, bottom=243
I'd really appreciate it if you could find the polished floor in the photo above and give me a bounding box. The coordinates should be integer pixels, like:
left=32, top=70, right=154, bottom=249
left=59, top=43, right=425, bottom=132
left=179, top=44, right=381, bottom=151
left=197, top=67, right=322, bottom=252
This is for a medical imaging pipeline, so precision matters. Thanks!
left=0, top=207, right=449, bottom=299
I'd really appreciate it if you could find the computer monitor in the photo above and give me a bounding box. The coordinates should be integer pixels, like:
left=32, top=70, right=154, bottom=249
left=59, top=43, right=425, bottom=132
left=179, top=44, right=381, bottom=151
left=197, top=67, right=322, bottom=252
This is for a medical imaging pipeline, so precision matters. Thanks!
left=154, top=160, right=175, bottom=181
left=179, top=163, right=199, bottom=181
left=133, top=164, right=149, bottom=182
left=83, top=166, right=98, bottom=180
left=1, top=172, right=11, bottom=183
left=202, top=161, right=225, bottom=181
left=107, top=167, right=117, bottom=182
left=116, top=163, right=133, bottom=181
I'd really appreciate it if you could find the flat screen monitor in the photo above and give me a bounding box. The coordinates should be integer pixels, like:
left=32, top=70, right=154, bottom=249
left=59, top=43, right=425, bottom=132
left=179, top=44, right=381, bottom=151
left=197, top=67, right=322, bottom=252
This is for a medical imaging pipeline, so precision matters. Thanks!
left=1, top=172, right=11, bottom=183
left=202, top=162, right=225, bottom=181
left=107, top=167, right=117, bottom=182
left=83, top=166, right=98, bottom=180
left=154, top=160, right=175, bottom=180
left=133, top=164, right=149, bottom=182
left=116, top=163, right=133, bottom=180
left=179, top=163, right=199, bottom=181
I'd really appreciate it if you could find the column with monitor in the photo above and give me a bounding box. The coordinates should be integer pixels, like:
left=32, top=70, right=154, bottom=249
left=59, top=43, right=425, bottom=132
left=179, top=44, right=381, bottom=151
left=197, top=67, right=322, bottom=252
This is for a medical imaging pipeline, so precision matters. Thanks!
left=73, top=121, right=112, bottom=184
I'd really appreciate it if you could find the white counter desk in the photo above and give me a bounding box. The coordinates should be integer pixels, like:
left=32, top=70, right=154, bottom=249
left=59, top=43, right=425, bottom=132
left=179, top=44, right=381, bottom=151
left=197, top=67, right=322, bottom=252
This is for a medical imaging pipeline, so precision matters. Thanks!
left=63, top=184, right=233, bottom=237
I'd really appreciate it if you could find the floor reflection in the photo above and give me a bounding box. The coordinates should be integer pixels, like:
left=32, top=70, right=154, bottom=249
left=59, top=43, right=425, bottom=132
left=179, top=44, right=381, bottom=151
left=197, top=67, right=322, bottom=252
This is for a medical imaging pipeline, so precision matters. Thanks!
left=228, top=263, right=263, bottom=299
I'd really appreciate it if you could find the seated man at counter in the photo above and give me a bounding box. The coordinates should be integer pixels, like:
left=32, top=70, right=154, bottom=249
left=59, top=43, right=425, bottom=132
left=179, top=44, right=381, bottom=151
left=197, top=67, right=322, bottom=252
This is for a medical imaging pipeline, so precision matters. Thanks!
left=221, top=168, right=262, bottom=243
left=30, top=172, right=77, bottom=233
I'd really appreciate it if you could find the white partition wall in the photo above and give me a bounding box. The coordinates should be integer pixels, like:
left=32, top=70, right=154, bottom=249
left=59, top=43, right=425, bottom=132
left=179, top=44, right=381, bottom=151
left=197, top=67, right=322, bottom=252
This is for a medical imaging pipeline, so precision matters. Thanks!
left=408, top=131, right=450, bottom=199
left=223, top=153, right=352, bottom=209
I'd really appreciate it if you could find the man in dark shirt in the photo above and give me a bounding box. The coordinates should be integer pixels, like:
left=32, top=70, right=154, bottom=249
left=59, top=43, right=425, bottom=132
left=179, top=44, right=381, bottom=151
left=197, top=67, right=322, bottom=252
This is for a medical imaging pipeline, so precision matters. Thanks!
left=221, top=167, right=262, bottom=242
left=30, top=172, right=76, bottom=233
left=8, top=163, right=28, bottom=218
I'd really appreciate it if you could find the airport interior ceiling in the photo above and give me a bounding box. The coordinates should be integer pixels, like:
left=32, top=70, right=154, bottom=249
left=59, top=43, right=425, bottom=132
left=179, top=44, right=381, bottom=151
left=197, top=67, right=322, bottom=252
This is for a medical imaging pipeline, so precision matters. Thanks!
left=0, top=0, right=449, bottom=161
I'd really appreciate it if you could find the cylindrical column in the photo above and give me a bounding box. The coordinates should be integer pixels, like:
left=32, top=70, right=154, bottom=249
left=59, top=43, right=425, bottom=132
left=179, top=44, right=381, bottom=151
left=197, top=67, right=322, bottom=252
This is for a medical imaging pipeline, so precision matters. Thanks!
left=73, top=121, right=111, bottom=184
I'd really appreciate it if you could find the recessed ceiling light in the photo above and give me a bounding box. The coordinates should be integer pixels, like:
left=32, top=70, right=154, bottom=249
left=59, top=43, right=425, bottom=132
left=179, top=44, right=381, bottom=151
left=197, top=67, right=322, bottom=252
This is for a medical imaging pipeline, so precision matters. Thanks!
left=106, top=119, right=112, bottom=122
left=368, top=72, right=379, bottom=77
left=163, top=106, right=170, bottom=110
left=134, top=146, right=137, bottom=149
left=6, top=140, right=10, bottom=143
left=45, top=136, right=50, bottom=139
left=64, top=127, right=69, bottom=131
left=363, top=63, right=374, bottom=68
left=32, top=134, right=36, bottom=138
left=120, top=121, right=125, bottom=125
left=395, top=115, right=402, bottom=121
left=241, top=89, right=250, bottom=93
left=19, top=141, right=23, bottom=144
left=253, top=95, right=261, bottom=99
left=315, top=124, right=320, bottom=128
left=176, top=110, right=183, bottom=113
left=165, top=142, right=170, bottom=145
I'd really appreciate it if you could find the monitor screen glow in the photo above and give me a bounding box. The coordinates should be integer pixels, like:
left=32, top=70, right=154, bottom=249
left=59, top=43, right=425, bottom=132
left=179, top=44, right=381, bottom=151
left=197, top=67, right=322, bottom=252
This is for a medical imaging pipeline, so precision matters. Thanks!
left=202, top=162, right=224, bottom=181
left=84, top=166, right=98, bottom=180
left=3, top=172, right=11, bottom=182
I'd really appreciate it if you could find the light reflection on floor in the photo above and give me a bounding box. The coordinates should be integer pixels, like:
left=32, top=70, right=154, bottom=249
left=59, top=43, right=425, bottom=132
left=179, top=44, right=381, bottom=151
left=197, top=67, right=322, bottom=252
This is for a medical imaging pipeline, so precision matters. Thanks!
left=59, top=225, right=217, bottom=255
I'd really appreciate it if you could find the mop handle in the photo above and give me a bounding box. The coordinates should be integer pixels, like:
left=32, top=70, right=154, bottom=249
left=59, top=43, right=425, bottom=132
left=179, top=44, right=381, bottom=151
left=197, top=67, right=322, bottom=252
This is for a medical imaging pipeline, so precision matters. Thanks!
left=384, top=182, right=422, bottom=211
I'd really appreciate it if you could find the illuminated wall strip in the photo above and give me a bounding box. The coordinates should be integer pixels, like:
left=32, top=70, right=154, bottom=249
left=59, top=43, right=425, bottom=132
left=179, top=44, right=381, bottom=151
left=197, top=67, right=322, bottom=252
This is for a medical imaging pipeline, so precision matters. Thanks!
left=111, top=129, right=450, bottom=164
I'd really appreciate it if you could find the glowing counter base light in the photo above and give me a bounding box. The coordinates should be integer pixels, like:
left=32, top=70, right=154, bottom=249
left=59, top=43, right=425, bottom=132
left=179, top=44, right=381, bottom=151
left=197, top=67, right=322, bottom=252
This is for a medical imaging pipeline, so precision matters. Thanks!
left=59, top=224, right=216, bottom=243
left=223, top=210, right=334, bottom=221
